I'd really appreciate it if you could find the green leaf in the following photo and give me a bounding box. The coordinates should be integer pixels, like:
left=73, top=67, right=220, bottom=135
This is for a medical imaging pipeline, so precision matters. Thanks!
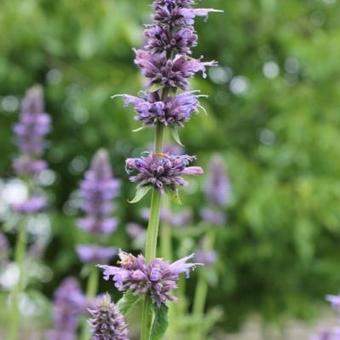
left=150, top=304, right=168, bottom=340
left=117, top=292, right=142, bottom=315
left=132, top=126, right=145, bottom=132
left=129, top=186, right=152, bottom=204
left=149, top=83, right=163, bottom=93
left=170, top=127, right=184, bottom=146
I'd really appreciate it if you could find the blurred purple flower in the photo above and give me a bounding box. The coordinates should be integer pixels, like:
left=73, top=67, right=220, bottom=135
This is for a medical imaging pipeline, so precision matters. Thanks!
left=194, top=250, right=218, bottom=266
left=121, top=91, right=200, bottom=127
left=141, top=207, right=192, bottom=228
left=99, top=251, right=202, bottom=306
left=126, top=152, right=203, bottom=192
left=48, top=277, right=86, bottom=337
left=76, top=245, right=117, bottom=264
left=89, top=293, right=129, bottom=340
left=12, top=195, right=47, bottom=214
left=13, top=86, right=50, bottom=177
left=200, top=208, right=226, bottom=226
left=326, top=295, right=340, bottom=312
left=78, top=149, right=120, bottom=235
left=205, top=155, right=231, bottom=207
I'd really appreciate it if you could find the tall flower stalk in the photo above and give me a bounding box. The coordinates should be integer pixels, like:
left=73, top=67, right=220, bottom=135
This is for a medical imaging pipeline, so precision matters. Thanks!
left=9, top=86, right=50, bottom=340
left=192, top=154, right=230, bottom=340
left=76, top=149, right=120, bottom=340
left=97, top=1, right=221, bottom=339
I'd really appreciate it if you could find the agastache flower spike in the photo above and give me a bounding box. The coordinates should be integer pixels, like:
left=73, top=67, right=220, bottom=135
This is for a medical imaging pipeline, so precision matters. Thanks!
left=126, top=152, right=203, bottom=192
left=78, top=149, right=120, bottom=235
left=13, top=86, right=50, bottom=177
left=99, top=251, right=202, bottom=306
left=89, top=293, right=129, bottom=340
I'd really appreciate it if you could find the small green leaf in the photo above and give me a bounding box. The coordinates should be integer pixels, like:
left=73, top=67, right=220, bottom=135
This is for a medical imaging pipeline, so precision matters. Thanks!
left=132, top=126, right=145, bottom=133
left=170, top=127, right=184, bottom=146
left=150, top=304, right=168, bottom=340
left=117, top=292, right=142, bottom=315
left=129, top=186, right=152, bottom=204
left=149, top=83, right=163, bottom=93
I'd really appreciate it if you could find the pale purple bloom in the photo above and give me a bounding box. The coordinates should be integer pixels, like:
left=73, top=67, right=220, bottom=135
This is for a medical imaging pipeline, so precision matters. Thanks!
left=205, top=155, right=231, bottom=207
left=99, top=251, right=202, bottom=306
left=312, top=329, right=340, bottom=340
left=326, top=295, right=340, bottom=312
left=12, top=195, right=47, bottom=214
left=134, top=50, right=216, bottom=90
left=0, top=232, right=9, bottom=264
left=76, top=245, right=117, bottom=264
left=126, top=152, right=203, bottom=192
left=194, top=250, right=218, bottom=266
left=122, top=90, right=200, bottom=127
left=200, top=208, right=226, bottom=226
left=48, top=277, right=85, bottom=338
left=78, top=149, right=120, bottom=235
left=89, top=293, right=129, bottom=340
left=13, top=86, right=50, bottom=177
left=46, top=330, right=76, bottom=340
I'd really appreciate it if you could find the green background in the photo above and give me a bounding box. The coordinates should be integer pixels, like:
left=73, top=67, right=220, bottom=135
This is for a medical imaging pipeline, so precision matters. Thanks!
left=1, top=0, right=340, bottom=332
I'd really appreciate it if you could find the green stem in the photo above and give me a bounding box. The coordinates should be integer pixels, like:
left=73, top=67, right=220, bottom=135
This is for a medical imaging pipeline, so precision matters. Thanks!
left=191, top=230, right=216, bottom=340
left=9, top=222, right=27, bottom=340
left=160, top=198, right=172, bottom=261
left=141, top=124, right=164, bottom=340
left=80, top=266, right=99, bottom=340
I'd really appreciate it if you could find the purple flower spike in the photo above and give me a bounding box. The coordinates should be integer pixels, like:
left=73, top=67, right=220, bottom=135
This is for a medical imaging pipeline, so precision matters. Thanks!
left=122, top=91, right=200, bottom=127
left=76, top=245, right=117, bottom=264
left=13, top=86, right=51, bottom=177
left=12, top=195, right=47, bottom=214
left=48, top=277, right=86, bottom=338
left=89, top=293, right=129, bottom=340
left=126, top=152, right=203, bottom=192
left=99, top=251, right=202, bottom=306
left=78, top=149, right=120, bottom=235
left=205, top=155, right=231, bottom=207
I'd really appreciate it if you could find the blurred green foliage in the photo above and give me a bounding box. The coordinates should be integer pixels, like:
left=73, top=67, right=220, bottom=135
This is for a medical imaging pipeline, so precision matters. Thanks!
left=1, top=0, right=340, bottom=332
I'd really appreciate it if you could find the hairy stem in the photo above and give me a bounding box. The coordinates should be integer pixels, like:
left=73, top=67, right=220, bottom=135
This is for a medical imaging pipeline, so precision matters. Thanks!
left=9, top=221, right=27, bottom=340
left=141, top=123, right=164, bottom=340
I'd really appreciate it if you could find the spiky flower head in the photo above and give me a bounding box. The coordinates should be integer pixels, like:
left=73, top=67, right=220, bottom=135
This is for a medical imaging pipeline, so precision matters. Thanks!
left=205, top=155, right=231, bottom=208
left=126, top=152, right=203, bottom=193
left=121, top=91, right=201, bottom=127
left=99, top=251, right=202, bottom=306
left=13, top=86, right=50, bottom=177
left=78, top=149, right=120, bottom=235
left=76, top=245, right=117, bottom=264
left=89, top=293, right=129, bottom=340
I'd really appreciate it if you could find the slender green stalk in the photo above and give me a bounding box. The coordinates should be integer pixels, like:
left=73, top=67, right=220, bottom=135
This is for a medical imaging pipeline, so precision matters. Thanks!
left=160, top=198, right=172, bottom=261
left=191, top=230, right=216, bottom=340
left=141, top=124, right=164, bottom=340
left=80, top=266, right=99, bottom=340
left=9, top=221, right=27, bottom=340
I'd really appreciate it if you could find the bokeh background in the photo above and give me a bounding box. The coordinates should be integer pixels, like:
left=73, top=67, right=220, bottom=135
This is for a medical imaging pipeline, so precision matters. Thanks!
left=1, top=0, right=340, bottom=338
